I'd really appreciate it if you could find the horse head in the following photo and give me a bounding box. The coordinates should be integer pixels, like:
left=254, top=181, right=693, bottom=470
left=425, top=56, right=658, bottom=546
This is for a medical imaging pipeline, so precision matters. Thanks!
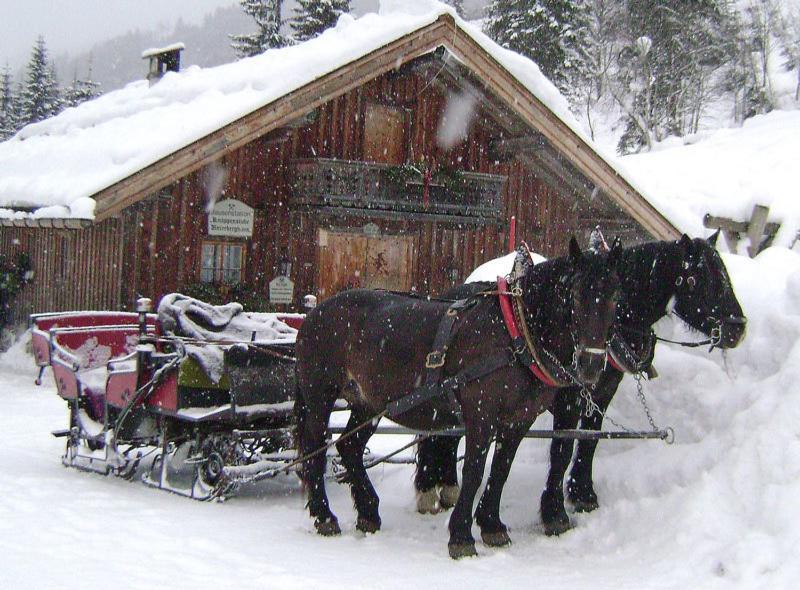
left=567, top=236, right=622, bottom=382
left=670, top=233, right=746, bottom=349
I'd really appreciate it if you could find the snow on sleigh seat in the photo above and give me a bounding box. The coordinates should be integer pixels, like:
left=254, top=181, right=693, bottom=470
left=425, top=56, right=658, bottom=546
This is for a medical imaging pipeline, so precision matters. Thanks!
left=156, top=294, right=301, bottom=420
left=47, top=322, right=157, bottom=426
left=31, top=311, right=158, bottom=386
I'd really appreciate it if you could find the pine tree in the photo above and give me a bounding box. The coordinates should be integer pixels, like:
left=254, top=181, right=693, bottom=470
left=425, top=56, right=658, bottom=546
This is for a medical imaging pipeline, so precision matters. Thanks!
left=64, top=57, right=101, bottom=109
left=18, top=36, right=63, bottom=127
left=485, top=0, right=585, bottom=94
left=290, top=0, right=351, bottom=43
left=0, top=65, right=17, bottom=140
left=231, top=0, right=290, bottom=57
left=615, top=0, right=736, bottom=153
left=64, top=77, right=101, bottom=109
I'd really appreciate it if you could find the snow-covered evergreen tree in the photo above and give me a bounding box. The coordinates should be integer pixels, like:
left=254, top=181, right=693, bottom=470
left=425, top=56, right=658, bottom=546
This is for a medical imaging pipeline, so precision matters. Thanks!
left=231, top=0, right=290, bottom=57
left=615, top=0, right=736, bottom=153
left=484, top=0, right=586, bottom=94
left=443, top=0, right=465, bottom=16
left=0, top=65, right=18, bottom=140
left=290, top=0, right=350, bottom=43
left=64, top=77, right=101, bottom=109
left=18, top=36, right=62, bottom=127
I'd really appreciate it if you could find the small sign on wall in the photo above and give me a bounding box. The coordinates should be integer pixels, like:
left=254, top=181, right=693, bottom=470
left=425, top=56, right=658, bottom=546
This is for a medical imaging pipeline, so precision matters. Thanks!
left=208, top=198, right=254, bottom=238
left=269, top=276, right=295, bottom=305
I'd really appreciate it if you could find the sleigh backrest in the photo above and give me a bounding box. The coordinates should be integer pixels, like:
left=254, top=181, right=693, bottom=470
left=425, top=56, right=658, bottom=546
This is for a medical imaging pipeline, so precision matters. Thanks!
left=31, top=311, right=158, bottom=369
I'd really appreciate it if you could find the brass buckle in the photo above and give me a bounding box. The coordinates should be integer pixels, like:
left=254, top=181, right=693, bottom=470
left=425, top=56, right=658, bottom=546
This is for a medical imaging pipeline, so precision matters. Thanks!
left=426, top=350, right=446, bottom=369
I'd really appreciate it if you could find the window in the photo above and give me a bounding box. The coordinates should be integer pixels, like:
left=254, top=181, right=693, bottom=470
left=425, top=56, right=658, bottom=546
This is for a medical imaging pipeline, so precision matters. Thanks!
left=201, top=242, right=244, bottom=283
left=363, top=102, right=407, bottom=164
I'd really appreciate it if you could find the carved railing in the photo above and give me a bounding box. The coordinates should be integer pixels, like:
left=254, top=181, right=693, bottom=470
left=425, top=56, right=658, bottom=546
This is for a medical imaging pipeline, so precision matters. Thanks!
left=291, top=158, right=505, bottom=218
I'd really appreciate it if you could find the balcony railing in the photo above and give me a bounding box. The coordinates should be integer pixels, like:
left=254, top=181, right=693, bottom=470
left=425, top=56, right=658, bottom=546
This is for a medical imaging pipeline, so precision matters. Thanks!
left=291, top=158, right=506, bottom=218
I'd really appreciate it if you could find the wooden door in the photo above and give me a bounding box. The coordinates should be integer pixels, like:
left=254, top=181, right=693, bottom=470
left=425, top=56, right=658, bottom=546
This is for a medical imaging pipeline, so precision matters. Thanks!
left=317, top=230, right=416, bottom=299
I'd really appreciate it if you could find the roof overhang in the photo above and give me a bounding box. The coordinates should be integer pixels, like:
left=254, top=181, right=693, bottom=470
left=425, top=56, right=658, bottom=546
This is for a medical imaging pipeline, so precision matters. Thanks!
left=89, top=13, right=680, bottom=241
left=0, top=217, right=93, bottom=229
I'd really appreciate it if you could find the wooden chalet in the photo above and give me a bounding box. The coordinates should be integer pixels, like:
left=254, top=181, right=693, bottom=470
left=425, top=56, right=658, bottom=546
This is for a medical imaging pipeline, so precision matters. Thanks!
left=0, top=10, right=679, bottom=321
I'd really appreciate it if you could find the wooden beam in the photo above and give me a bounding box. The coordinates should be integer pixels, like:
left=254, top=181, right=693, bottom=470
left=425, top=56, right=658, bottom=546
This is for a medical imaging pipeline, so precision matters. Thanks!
left=703, top=212, right=780, bottom=235
left=703, top=205, right=780, bottom=257
left=488, top=135, right=548, bottom=160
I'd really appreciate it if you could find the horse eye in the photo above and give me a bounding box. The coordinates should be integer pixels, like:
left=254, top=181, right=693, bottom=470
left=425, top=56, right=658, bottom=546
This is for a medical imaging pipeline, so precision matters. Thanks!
left=687, top=276, right=696, bottom=289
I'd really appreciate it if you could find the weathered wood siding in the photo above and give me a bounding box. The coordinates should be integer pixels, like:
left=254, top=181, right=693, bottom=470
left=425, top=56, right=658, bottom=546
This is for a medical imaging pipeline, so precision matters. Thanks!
left=0, top=218, right=124, bottom=321
left=1, top=60, right=581, bottom=317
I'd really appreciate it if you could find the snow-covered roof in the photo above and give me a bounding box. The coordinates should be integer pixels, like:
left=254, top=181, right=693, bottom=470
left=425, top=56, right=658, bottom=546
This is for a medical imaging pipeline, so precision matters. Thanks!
left=141, top=43, right=185, bottom=59
left=617, top=110, right=800, bottom=248
left=0, top=0, right=671, bottom=237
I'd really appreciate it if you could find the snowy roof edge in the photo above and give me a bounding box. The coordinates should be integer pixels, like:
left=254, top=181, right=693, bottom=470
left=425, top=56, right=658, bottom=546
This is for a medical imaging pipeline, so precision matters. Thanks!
left=0, top=4, right=679, bottom=240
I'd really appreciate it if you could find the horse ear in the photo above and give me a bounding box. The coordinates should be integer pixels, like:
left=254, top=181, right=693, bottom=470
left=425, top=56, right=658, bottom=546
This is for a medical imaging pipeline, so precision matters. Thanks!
left=609, top=236, right=623, bottom=266
left=707, top=230, right=720, bottom=247
left=569, top=236, right=582, bottom=262
left=679, top=233, right=693, bottom=254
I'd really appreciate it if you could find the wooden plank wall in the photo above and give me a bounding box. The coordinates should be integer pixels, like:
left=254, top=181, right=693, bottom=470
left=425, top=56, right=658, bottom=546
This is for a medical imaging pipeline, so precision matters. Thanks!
left=0, top=218, right=124, bottom=321
left=0, top=59, right=581, bottom=317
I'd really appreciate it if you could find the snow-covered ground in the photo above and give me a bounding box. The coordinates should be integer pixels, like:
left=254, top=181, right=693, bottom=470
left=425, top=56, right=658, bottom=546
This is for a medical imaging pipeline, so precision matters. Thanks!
left=2, top=247, right=799, bottom=589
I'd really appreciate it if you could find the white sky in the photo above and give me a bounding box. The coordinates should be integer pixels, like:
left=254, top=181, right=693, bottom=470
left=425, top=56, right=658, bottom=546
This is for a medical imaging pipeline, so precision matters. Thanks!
left=0, top=0, right=395, bottom=70
left=1, top=0, right=240, bottom=67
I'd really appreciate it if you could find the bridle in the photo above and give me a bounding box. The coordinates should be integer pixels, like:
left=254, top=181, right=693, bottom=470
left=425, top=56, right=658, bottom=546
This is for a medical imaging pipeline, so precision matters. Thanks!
left=502, top=246, right=612, bottom=388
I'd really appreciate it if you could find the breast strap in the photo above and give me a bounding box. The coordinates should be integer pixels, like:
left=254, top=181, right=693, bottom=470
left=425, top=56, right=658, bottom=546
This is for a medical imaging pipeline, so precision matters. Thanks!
left=497, top=276, right=562, bottom=387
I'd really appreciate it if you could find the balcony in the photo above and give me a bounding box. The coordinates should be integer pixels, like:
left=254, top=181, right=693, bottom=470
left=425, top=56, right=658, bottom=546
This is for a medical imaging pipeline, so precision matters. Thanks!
left=291, top=158, right=506, bottom=218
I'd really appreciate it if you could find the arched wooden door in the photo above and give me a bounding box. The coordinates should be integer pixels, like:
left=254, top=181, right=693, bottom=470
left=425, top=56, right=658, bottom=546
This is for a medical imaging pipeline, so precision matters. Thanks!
left=317, top=229, right=417, bottom=299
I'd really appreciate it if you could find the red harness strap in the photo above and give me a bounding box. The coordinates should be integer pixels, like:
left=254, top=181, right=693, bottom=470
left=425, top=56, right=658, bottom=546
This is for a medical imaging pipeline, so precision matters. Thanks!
left=607, top=350, right=626, bottom=373
left=497, top=276, right=560, bottom=387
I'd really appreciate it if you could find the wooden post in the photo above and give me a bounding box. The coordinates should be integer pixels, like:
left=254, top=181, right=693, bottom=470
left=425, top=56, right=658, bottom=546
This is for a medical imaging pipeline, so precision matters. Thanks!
left=746, top=204, right=769, bottom=258
left=508, top=216, right=516, bottom=253
left=703, top=204, right=777, bottom=258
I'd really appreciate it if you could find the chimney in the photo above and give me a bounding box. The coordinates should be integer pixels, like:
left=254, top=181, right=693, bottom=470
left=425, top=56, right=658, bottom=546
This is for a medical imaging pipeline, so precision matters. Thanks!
left=142, top=43, right=185, bottom=86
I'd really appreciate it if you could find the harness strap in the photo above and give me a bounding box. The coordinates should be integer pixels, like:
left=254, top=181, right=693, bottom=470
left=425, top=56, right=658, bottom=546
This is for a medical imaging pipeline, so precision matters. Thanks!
left=607, top=329, right=658, bottom=378
left=497, top=276, right=561, bottom=387
left=385, top=297, right=475, bottom=422
left=385, top=350, right=513, bottom=421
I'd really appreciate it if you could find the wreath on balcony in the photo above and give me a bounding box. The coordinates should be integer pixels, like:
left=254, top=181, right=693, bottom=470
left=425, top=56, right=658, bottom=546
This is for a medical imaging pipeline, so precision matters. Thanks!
left=383, top=162, right=466, bottom=195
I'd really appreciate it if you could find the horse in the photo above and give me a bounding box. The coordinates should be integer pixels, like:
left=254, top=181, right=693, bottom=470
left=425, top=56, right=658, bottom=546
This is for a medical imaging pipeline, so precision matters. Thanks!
left=414, top=233, right=747, bottom=535
left=294, top=237, right=622, bottom=558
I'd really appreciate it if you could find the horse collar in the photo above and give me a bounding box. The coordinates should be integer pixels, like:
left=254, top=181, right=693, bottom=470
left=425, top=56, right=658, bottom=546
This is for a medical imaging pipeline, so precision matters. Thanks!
left=496, top=276, right=562, bottom=387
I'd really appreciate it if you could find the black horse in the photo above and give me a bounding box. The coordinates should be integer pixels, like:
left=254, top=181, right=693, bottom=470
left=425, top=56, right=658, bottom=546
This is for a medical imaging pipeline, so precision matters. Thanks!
left=294, top=238, right=621, bottom=558
left=416, top=234, right=747, bottom=534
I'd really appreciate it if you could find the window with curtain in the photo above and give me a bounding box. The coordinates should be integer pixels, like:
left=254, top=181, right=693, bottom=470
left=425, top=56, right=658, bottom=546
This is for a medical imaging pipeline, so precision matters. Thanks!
left=200, top=241, right=244, bottom=283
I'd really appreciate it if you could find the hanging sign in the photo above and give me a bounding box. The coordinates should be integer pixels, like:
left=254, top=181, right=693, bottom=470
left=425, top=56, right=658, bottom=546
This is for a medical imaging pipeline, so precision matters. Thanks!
left=208, top=198, right=254, bottom=238
left=269, top=276, right=295, bottom=305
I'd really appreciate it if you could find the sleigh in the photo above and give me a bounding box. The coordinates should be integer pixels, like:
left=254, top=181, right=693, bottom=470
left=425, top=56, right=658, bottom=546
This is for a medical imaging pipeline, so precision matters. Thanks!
left=32, top=296, right=313, bottom=500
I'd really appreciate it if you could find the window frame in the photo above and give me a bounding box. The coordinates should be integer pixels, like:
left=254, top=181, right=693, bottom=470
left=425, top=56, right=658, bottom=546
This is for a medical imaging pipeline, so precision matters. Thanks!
left=200, top=240, right=246, bottom=284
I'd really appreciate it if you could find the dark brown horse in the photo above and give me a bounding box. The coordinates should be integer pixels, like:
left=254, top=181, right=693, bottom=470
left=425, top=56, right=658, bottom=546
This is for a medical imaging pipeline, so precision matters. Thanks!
left=294, top=238, right=621, bottom=558
left=415, top=234, right=747, bottom=535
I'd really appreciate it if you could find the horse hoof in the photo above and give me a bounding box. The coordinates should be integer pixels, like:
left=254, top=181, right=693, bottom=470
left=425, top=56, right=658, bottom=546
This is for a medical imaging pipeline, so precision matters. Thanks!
left=438, top=484, right=460, bottom=510
left=448, top=542, right=478, bottom=560
left=572, top=498, right=599, bottom=513
left=416, top=489, right=441, bottom=515
left=356, top=517, right=381, bottom=534
left=481, top=529, right=512, bottom=547
left=543, top=518, right=573, bottom=537
left=314, top=518, right=341, bottom=536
